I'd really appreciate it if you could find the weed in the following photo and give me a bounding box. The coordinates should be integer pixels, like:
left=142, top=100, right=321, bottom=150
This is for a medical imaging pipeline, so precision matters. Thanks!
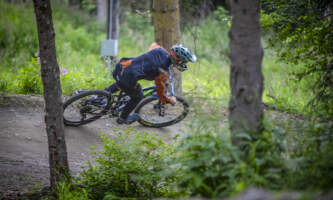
left=17, top=57, right=42, bottom=94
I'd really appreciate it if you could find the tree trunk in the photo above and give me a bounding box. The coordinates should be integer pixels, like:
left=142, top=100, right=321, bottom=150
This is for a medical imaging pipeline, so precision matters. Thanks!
left=199, top=0, right=214, bottom=19
left=228, top=0, right=264, bottom=148
left=33, top=0, right=70, bottom=189
left=111, top=0, right=119, bottom=41
left=69, top=0, right=80, bottom=8
left=97, top=0, right=106, bottom=21
left=106, top=0, right=119, bottom=61
left=152, top=0, right=182, bottom=95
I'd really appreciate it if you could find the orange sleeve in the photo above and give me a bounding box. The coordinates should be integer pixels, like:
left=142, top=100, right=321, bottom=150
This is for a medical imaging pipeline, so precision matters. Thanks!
left=154, top=73, right=169, bottom=104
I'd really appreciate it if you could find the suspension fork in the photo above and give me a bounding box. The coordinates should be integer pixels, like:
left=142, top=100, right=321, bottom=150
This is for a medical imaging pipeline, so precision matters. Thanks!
left=168, top=66, right=175, bottom=96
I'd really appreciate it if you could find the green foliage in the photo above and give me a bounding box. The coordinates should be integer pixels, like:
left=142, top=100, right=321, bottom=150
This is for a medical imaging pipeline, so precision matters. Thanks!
left=292, top=144, right=333, bottom=191
left=214, top=6, right=231, bottom=27
left=0, top=2, right=114, bottom=95
left=261, top=0, right=333, bottom=117
left=55, top=104, right=332, bottom=199
left=57, top=182, right=89, bottom=200
left=0, top=1, right=38, bottom=70
left=262, top=50, right=312, bottom=114
left=286, top=121, right=333, bottom=190
left=79, top=131, right=182, bottom=199
left=118, top=11, right=154, bottom=56
left=181, top=11, right=231, bottom=101
left=0, top=74, right=9, bottom=92
left=17, top=56, right=42, bottom=94
left=183, top=14, right=230, bottom=63
left=172, top=118, right=286, bottom=198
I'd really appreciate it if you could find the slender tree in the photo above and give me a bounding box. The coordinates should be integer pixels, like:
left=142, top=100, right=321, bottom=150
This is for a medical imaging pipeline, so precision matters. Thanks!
left=152, top=0, right=182, bottom=95
left=110, top=0, right=119, bottom=42
left=33, top=0, right=70, bottom=189
left=97, top=0, right=106, bottom=21
left=106, top=0, right=119, bottom=61
left=228, top=0, right=264, bottom=148
left=69, top=0, right=81, bottom=8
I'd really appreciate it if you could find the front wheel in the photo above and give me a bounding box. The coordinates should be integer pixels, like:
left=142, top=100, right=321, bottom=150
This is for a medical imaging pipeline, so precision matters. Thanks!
left=63, top=90, right=111, bottom=126
left=135, top=96, right=189, bottom=128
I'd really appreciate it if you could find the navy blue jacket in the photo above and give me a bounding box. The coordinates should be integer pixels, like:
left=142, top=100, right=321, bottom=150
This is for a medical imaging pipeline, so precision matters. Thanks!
left=112, top=47, right=173, bottom=104
left=113, top=48, right=170, bottom=86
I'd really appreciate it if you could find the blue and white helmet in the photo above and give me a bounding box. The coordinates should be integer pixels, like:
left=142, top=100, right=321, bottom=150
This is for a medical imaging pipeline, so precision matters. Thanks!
left=170, top=45, right=197, bottom=72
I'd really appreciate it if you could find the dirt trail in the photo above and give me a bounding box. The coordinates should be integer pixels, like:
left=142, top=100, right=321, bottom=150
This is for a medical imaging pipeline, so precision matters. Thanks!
left=0, top=94, right=186, bottom=198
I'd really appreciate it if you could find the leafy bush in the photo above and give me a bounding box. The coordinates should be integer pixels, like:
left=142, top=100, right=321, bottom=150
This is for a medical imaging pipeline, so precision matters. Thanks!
left=0, top=75, right=9, bottom=92
left=57, top=182, right=89, bottom=200
left=172, top=119, right=287, bottom=198
left=17, top=56, right=42, bottom=94
left=0, top=1, right=38, bottom=70
left=261, top=0, right=333, bottom=117
left=79, top=131, right=183, bottom=199
left=286, top=121, right=333, bottom=190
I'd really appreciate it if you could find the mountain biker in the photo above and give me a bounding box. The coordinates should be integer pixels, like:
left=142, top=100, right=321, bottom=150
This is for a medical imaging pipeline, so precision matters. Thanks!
left=105, top=42, right=197, bottom=124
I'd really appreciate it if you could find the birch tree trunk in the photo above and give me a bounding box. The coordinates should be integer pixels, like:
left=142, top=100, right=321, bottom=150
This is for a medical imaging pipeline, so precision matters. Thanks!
left=33, top=0, right=70, bottom=189
left=152, top=0, right=182, bottom=95
left=228, top=0, right=264, bottom=148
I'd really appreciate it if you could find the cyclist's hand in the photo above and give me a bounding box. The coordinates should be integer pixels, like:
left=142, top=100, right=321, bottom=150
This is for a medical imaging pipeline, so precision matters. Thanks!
left=166, top=96, right=176, bottom=105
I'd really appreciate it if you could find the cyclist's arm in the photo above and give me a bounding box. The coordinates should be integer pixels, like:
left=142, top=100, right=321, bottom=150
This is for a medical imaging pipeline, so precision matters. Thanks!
left=149, top=42, right=161, bottom=51
left=154, top=72, right=175, bottom=104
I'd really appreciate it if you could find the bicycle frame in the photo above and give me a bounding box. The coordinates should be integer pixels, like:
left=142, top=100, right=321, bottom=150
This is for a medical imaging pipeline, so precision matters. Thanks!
left=108, top=66, right=175, bottom=117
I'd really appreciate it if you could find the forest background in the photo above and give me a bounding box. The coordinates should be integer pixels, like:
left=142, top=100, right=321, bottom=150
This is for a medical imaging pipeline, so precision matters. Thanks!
left=0, top=0, right=332, bottom=199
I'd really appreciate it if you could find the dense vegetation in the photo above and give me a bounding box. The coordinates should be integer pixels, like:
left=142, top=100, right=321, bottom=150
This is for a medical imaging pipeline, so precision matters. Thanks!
left=0, top=1, right=314, bottom=112
left=0, top=1, right=332, bottom=199
left=261, top=0, right=333, bottom=118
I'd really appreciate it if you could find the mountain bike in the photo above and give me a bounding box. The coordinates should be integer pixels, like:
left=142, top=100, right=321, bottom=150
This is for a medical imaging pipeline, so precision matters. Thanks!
left=63, top=67, right=189, bottom=128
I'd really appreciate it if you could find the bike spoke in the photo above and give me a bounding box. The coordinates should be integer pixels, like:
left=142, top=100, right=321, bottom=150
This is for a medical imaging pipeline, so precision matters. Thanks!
left=139, top=100, right=184, bottom=123
left=63, top=94, right=107, bottom=124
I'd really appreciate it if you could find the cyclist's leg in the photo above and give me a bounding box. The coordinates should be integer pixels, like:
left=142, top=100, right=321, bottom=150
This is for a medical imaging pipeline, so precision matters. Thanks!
left=118, top=83, right=143, bottom=123
left=85, top=83, right=119, bottom=106
left=105, top=82, right=120, bottom=93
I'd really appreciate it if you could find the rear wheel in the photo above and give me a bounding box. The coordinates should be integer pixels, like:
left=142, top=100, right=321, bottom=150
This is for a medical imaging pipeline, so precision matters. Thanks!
left=63, top=90, right=110, bottom=126
left=135, top=96, right=189, bottom=128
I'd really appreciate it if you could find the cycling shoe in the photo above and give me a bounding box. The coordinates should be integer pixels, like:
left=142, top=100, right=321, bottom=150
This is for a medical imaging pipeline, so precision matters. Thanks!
left=117, top=113, right=140, bottom=124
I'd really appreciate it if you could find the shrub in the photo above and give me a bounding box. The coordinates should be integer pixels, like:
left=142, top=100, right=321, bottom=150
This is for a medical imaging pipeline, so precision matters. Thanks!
left=0, top=75, right=8, bottom=92
left=287, top=121, right=333, bottom=190
left=57, top=182, right=89, bottom=200
left=17, top=56, right=42, bottom=94
left=79, top=131, right=183, bottom=199
left=172, top=118, right=287, bottom=198
left=0, top=1, right=38, bottom=70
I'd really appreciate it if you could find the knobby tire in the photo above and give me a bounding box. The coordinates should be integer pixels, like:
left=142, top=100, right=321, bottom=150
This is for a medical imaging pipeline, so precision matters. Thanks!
left=63, top=90, right=110, bottom=127
left=135, top=96, right=189, bottom=128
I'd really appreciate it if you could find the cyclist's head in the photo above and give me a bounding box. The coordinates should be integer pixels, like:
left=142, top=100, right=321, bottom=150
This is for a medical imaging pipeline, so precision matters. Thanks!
left=170, top=45, right=197, bottom=72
